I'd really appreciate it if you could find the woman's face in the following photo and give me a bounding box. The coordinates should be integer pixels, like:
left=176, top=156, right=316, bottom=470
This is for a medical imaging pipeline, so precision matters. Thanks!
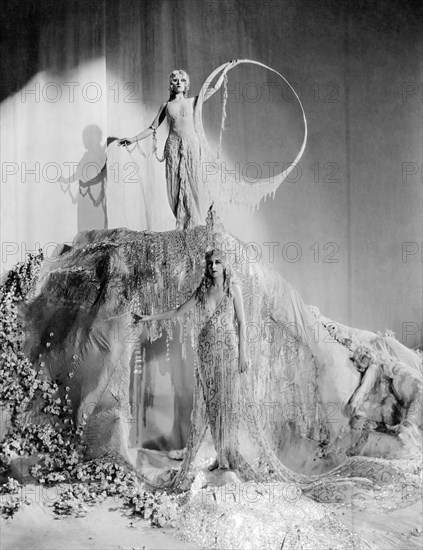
left=170, top=73, right=188, bottom=94
left=207, top=256, right=224, bottom=279
left=354, top=352, right=372, bottom=372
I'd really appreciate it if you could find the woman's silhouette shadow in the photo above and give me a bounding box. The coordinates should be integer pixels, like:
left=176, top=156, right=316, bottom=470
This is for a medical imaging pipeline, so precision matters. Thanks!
left=59, top=125, right=118, bottom=232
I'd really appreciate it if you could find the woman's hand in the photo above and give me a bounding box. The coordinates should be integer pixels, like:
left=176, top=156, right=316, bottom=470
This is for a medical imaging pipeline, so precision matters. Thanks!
left=132, top=313, right=152, bottom=323
left=118, top=137, right=133, bottom=147
left=239, top=350, right=249, bottom=373
left=344, top=394, right=361, bottom=418
left=223, top=59, right=239, bottom=75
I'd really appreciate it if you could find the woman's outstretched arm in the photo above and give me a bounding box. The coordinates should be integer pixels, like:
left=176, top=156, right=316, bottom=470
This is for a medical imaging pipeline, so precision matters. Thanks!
left=203, top=60, right=239, bottom=102
left=118, top=102, right=167, bottom=146
left=344, top=364, right=379, bottom=417
left=133, top=290, right=198, bottom=323
left=232, top=282, right=249, bottom=373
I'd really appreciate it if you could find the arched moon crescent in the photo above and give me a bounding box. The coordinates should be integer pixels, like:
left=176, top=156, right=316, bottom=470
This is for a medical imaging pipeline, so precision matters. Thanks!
left=194, top=60, right=308, bottom=207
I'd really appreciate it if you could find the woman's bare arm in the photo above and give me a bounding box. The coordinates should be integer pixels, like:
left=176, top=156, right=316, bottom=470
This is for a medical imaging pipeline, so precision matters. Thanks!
left=134, top=290, right=198, bottom=323
left=232, top=283, right=249, bottom=372
left=346, top=364, right=379, bottom=415
left=118, top=102, right=167, bottom=146
left=203, top=60, right=238, bottom=102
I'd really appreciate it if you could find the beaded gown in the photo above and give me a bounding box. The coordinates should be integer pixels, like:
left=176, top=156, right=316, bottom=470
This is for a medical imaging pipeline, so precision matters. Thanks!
left=194, top=290, right=297, bottom=480
left=197, top=291, right=240, bottom=468
left=168, top=286, right=340, bottom=490
left=163, top=99, right=203, bottom=230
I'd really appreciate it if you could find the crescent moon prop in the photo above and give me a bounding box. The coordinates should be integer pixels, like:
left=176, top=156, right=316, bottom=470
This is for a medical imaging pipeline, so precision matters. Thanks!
left=194, top=60, right=308, bottom=210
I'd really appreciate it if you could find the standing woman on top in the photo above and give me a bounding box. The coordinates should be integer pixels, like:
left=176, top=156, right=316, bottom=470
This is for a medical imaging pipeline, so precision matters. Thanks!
left=118, top=62, right=238, bottom=230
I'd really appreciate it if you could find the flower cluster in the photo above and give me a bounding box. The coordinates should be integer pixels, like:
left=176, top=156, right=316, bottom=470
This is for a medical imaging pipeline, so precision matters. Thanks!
left=125, top=488, right=180, bottom=527
left=46, top=454, right=180, bottom=526
left=0, top=477, right=29, bottom=518
left=52, top=485, right=92, bottom=517
left=1, top=252, right=87, bottom=454
left=0, top=253, right=87, bottom=511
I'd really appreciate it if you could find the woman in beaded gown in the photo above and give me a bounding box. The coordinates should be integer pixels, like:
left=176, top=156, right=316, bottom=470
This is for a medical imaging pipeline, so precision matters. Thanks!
left=118, top=63, right=238, bottom=230
left=134, top=248, right=248, bottom=471
left=133, top=245, right=392, bottom=493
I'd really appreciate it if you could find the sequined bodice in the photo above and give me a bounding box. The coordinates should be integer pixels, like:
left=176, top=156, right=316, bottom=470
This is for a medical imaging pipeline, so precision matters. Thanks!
left=166, top=100, right=196, bottom=135
left=199, top=292, right=236, bottom=328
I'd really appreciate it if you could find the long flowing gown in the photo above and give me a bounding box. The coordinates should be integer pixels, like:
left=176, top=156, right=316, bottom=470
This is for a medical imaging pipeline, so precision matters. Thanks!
left=164, top=101, right=203, bottom=230
left=197, top=291, right=240, bottom=468
left=165, top=286, right=385, bottom=494
left=194, top=290, right=300, bottom=482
